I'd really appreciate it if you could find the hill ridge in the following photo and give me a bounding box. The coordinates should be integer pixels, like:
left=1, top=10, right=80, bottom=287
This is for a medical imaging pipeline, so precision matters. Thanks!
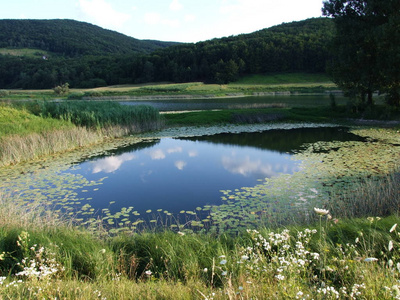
left=0, top=19, right=178, bottom=57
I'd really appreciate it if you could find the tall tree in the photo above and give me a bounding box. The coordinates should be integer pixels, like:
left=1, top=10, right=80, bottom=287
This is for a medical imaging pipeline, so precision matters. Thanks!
left=322, top=0, right=400, bottom=106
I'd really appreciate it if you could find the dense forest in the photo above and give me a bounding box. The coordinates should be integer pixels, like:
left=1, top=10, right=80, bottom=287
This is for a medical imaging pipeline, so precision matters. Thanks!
left=0, top=19, right=177, bottom=57
left=0, top=18, right=335, bottom=89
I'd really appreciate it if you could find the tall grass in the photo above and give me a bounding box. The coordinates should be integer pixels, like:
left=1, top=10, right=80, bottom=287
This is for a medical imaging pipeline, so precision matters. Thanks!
left=23, top=100, right=164, bottom=132
left=0, top=101, right=164, bottom=166
left=327, top=172, right=400, bottom=218
left=0, top=127, right=103, bottom=166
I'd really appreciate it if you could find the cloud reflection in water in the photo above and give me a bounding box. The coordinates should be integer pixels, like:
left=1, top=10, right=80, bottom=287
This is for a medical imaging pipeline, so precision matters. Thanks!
left=148, top=149, right=166, bottom=160
left=92, top=153, right=136, bottom=174
left=167, top=146, right=183, bottom=154
left=221, top=155, right=299, bottom=178
left=175, top=160, right=187, bottom=170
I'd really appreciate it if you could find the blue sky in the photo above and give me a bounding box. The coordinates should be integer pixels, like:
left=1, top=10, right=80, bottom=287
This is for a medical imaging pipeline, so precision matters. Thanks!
left=1, top=0, right=324, bottom=43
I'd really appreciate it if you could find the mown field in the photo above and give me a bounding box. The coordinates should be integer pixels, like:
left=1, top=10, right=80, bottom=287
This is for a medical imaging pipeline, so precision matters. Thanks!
left=0, top=73, right=336, bottom=100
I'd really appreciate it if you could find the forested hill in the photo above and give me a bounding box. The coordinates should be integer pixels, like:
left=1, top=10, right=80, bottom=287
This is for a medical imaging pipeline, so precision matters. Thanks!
left=0, top=19, right=177, bottom=57
left=149, top=18, right=335, bottom=83
left=0, top=18, right=335, bottom=89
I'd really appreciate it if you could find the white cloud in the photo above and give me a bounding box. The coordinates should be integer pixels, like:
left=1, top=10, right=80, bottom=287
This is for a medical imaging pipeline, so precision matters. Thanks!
left=144, top=12, right=161, bottom=25
left=144, top=12, right=180, bottom=28
left=216, top=0, right=322, bottom=38
left=170, top=0, right=183, bottom=11
left=184, top=14, right=196, bottom=22
left=78, top=0, right=131, bottom=29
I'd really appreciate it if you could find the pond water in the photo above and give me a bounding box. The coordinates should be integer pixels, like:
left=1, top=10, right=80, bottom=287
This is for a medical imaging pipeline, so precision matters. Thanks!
left=1, top=126, right=366, bottom=229
left=119, top=94, right=349, bottom=112
left=64, top=127, right=363, bottom=218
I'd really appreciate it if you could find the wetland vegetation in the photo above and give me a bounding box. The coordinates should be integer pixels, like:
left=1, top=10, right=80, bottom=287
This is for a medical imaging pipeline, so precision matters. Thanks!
left=1, top=62, right=400, bottom=296
left=1, top=82, right=400, bottom=298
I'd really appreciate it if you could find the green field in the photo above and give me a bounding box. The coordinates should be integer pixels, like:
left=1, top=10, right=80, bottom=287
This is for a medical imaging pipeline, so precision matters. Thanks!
left=0, top=73, right=336, bottom=100
left=0, top=48, right=50, bottom=58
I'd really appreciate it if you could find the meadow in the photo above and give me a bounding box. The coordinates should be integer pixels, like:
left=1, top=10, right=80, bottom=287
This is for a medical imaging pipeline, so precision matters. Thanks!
left=0, top=73, right=336, bottom=101
left=1, top=74, right=400, bottom=299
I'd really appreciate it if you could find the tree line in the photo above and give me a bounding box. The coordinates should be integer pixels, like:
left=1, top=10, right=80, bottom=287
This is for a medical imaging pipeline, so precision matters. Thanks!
left=0, top=18, right=335, bottom=89
left=323, top=0, right=400, bottom=106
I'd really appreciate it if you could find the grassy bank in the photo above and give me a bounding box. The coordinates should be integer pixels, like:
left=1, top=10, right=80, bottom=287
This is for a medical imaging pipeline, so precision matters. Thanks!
left=0, top=170, right=400, bottom=299
left=0, top=101, right=164, bottom=166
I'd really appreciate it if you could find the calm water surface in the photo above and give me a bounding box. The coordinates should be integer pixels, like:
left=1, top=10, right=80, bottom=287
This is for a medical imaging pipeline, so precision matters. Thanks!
left=65, top=127, right=364, bottom=216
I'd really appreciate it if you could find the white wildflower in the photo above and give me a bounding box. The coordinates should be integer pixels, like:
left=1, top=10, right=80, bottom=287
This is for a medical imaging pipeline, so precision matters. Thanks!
left=275, top=274, right=285, bottom=281
left=389, top=240, right=394, bottom=251
left=390, top=224, right=397, bottom=233
left=314, top=207, right=329, bottom=216
left=388, top=260, right=394, bottom=268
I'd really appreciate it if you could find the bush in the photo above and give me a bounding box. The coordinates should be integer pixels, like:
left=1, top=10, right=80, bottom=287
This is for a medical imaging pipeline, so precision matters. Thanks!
left=0, top=90, right=10, bottom=98
left=53, top=83, right=70, bottom=96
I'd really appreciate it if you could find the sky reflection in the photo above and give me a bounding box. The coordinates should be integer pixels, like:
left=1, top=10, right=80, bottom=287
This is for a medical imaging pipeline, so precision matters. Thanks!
left=91, top=153, right=136, bottom=174
left=75, top=134, right=302, bottom=214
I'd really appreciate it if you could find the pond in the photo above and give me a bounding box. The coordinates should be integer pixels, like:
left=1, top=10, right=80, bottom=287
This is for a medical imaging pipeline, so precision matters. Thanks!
left=0, top=126, right=366, bottom=231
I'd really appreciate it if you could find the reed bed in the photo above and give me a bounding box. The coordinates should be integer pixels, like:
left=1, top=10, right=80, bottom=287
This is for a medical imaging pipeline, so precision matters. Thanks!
left=327, top=172, right=400, bottom=218
left=0, top=101, right=164, bottom=166
left=23, top=100, right=164, bottom=131
left=0, top=127, right=103, bottom=167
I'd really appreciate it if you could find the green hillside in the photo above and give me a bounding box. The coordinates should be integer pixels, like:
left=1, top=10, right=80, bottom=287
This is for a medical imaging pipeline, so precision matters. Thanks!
left=0, top=18, right=335, bottom=89
left=0, top=19, right=177, bottom=57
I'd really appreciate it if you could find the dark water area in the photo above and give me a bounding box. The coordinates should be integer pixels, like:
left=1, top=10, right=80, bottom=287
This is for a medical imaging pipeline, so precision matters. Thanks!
left=65, top=127, right=365, bottom=217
